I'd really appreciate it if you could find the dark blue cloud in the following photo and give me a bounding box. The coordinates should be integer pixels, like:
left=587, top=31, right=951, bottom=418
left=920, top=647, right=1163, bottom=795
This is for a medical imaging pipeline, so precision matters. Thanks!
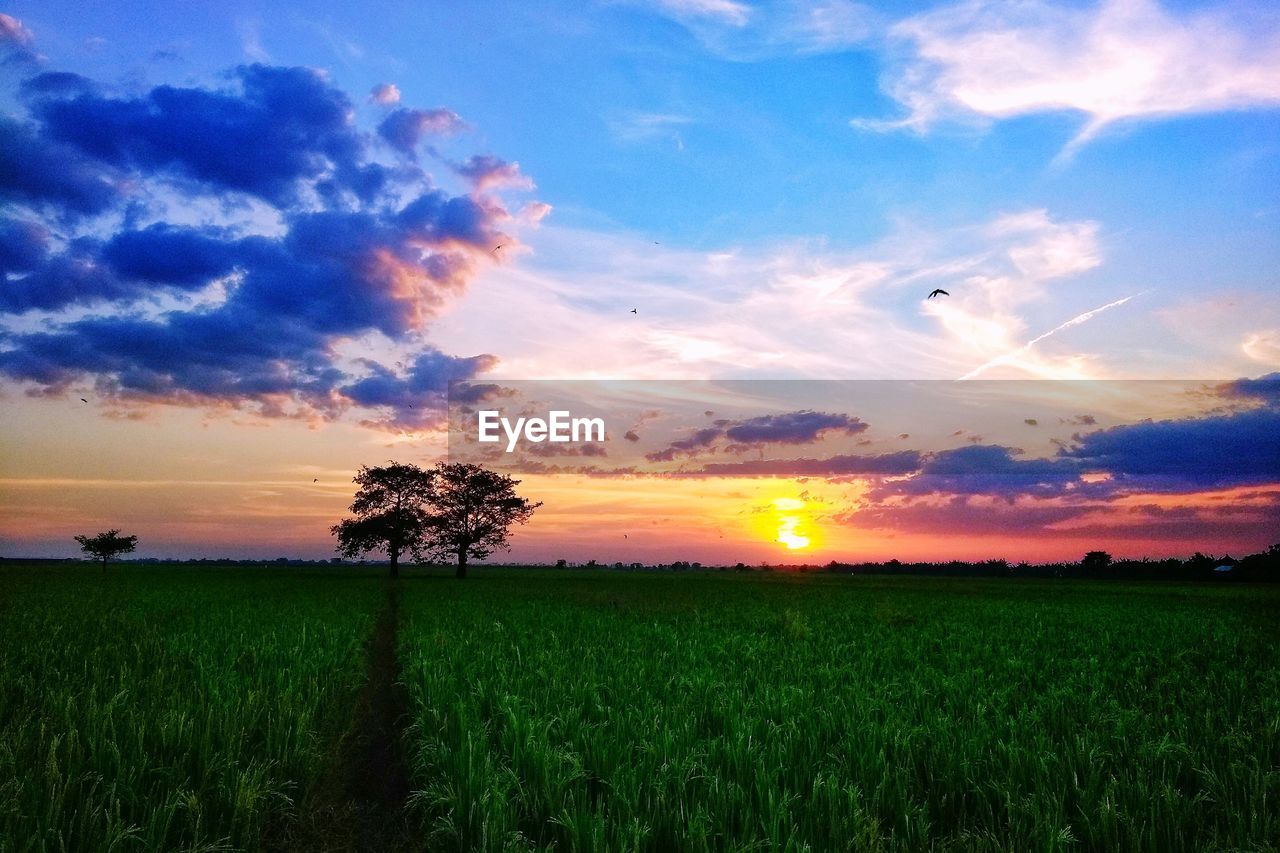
left=645, top=427, right=724, bottom=462
left=0, top=117, right=119, bottom=215
left=377, top=107, right=462, bottom=156
left=102, top=224, right=243, bottom=286
left=343, top=349, right=497, bottom=410
left=28, top=65, right=367, bottom=207
left=0, top=60, right=537, bottom=420
left=1217, top=373, right=1280, bottom=409
left=19, top=71, right=97, bottom=98
left=724, top=410, right=867, bottom=444
left=646, top=409, right=868, bottom=461
left=0, top=310, right=336, bottom=405
left=873, top=445, right=1082, bottom=499
left=1060, top=407, right=1280, bottom=489
left=0, top=218, right=48, bottom=275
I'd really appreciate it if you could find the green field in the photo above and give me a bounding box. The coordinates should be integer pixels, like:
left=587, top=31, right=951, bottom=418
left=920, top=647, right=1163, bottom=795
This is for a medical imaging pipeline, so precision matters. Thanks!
left=2, top=563, right=1278, bottom=851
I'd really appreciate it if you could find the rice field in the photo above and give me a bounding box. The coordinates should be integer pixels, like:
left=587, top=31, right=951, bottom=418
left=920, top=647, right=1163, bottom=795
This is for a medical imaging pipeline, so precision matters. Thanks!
left=398, top=571, right=1280, bottom=852
left=0, top=563, right=376, bottom=852
left=2, top=562, right=1278, bottom=851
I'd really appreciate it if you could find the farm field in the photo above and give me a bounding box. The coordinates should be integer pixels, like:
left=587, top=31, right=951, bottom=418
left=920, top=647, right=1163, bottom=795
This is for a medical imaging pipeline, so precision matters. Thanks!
left=1, top=562, right=1278, bottom=852
left=398, top=571, right=1280, bottom=851
left=0, top=562, right=377, bottom=852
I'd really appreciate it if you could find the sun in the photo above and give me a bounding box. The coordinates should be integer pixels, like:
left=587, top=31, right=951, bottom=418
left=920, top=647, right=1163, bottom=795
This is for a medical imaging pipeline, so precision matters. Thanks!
left=771, top=497, right=812, bottom=551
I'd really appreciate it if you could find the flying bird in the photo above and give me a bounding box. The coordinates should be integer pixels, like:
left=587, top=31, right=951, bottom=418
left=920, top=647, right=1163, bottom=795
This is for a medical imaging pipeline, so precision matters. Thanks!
left=313, top=478, right=318, bottom=482
left=630, top=308, right=637, bottom=314
left=490, top=245, right=503, bottom=255
left=80, top=398, right=88, bottom=403
left=927, top=289, right=949, bottom=299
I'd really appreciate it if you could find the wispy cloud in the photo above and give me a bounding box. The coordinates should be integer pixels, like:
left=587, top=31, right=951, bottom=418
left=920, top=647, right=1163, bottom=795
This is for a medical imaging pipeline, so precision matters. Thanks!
left=857, top=0, right=1280, bottom=157
left=1243, top=329, right=1280, bottom=366
left=436, top=208, right=1146, bottom=383
left=959, top=293, right=1142, bottom=380
left=657, top=0, right=752, bottom=28
left=608, top=112, right=693, bottom=149
left=235, top=18, right=271, bottom=62
left=0, top=12, right=40, bottom=64
left=641, top=0, right=873, bottom=59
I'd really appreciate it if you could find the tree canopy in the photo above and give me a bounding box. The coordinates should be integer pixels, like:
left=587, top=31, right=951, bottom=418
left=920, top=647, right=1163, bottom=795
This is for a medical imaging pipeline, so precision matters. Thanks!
left=74, top=529, right=138, bottom=569
left=331, top=461, right=540, bottom=578
left=420, top=463, right=541, bottom=579
left=331, top=462, right=433, bottom=578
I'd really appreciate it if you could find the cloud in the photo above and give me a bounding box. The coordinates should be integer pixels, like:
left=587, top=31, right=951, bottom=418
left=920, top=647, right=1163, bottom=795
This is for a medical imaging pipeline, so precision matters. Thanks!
left=608, top=112, right=693, bottom=149
left=1057, top=406, right=1280, bottom=491
left=436, top=207, right=1131, bottom=383
left=369, top=82, right=401, bottom=105
left=454, top=155, right=533, bottom=191
left=861, top=0, right=1280, bottom=155
left=377, top=107, right=464, bottom=157
left=1243, top=330, right=1280, bottom=366
left=671, top=450, right=921, bottom=479
left=1216, top=372, right=1280, bottom=408
left=0, top=12, right=38, bottom=64
left=0, top=218, right=48, bottom=276
left=26, top=65, right=390, bottom=208
left=872, top=444, right=1083, bottom=499
left=643, top=0, right=874, bottom=59
left=0, top=116, right=120, bottom=216
left=343, top=350, right=498, bottom=428
left=657, top=0, right=752, bottom=27
left=236, top=19, right=270, bottom=62
left=645, top=409, right=867, bottom=460
left=0, top=62, right=540, bottom=422
left=723, top=410, right=867, bottom=443
left=646, top=426, right=724, bottom=461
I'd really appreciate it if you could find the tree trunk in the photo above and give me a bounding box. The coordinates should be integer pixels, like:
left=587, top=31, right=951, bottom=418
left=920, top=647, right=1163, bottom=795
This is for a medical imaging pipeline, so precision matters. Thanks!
left=389, top=548, right=400, bottom=579
left=456, top=548, right=467, bottom=580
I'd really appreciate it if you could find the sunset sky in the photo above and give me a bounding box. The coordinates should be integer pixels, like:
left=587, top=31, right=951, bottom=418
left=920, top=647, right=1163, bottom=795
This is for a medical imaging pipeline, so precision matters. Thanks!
left=2, top=0, right=1278, bottom=562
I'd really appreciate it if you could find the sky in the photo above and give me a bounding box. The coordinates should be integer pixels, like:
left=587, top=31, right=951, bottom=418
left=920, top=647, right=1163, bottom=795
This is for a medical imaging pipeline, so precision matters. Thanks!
left=1, top=0, right=1278, bottom=563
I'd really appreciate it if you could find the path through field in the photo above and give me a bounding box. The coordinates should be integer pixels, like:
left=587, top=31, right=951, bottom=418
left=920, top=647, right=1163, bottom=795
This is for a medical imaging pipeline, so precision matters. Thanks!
left=267, top=584, right=416, bottom=852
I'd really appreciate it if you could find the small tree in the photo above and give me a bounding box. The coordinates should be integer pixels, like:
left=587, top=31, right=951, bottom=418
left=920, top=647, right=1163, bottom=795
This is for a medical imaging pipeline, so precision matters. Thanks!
left=1082, top=550, right=1112, bottom=571
left=420, top=463, right=541, bottom=579
left=74, top=529, right=137, bottom=570
left=331, top=462, right=433, bottom=578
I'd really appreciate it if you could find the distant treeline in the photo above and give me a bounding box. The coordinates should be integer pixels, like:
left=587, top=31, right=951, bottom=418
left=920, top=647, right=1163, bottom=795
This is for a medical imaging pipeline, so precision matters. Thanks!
left=824, top=546, right=1280, bottom=582
left=7, top=547, right=1279, bottom=581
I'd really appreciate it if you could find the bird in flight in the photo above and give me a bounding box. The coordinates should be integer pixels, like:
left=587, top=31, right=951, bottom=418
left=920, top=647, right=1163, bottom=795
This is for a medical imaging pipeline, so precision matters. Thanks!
left=313, top=478, right=318, bottom=483
left=490, top=245, right=503, bottom=255
left=80, top=398, right=88, bottom=403
left=927, top=289, right=950, bottom=299
left=630, top=308, right=637, bottom=314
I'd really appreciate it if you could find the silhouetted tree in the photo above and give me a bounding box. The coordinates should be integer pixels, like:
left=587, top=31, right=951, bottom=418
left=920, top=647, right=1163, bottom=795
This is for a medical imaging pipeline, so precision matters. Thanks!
left=1082, top=551, right=1112, bottom=572
left=74, top=529, right=137, bottom=570
left=331, top=462, right=433, bottom=578
left=419, top=463, right=541, bottom=579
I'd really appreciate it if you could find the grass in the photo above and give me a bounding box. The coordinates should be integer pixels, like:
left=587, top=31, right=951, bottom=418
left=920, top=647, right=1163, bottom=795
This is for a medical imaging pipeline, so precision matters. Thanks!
left=0, top=563, right=376, bottom=852
left=397, top=570, right=1280, bottom=852
left=1, top=562, right=1277, bottom=851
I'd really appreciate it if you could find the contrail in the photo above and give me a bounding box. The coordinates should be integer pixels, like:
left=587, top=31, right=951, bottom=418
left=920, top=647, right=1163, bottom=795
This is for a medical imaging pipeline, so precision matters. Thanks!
left=959, top=292, right=1144, bottom=380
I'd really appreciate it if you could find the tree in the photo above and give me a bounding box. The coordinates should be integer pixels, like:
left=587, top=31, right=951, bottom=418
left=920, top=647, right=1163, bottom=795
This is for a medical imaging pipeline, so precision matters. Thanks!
left=419, top=463, right=540, bottom=579
left=1082, top=550, right=1112, bottom=571
left=331, top=462, right=433, bottom=578
left=74, top=529, right=137, bottom=570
